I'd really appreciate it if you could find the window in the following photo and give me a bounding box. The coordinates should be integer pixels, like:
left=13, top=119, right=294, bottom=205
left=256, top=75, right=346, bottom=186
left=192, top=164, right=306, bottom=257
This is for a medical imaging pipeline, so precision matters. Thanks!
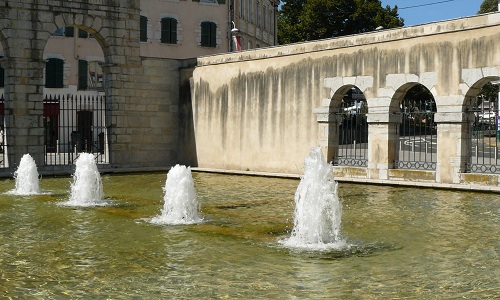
left=240, top=0, right=245, bottom=18
left=78, top=29, right=89, bottom=38
left=64, top=27, right=74, bottom=37
left=257, top=1, right=260, bottom=27
left=140, top=15, right=148, bottom=42
left=201, top=21, right=216, bottom=47
left=248, top=0, right=253, bottom=23
left=45, top=58, right=64, bottom=88
left=0, top=56, right=4, bottom=88
left=0, top=65, right=4, bottom=88
left=161, top=17, right=177, bottom=44
left=263, top=6, right=267, bottom=30
left=78, top=60, right=104, bottom=91
left=78, top=60, right=88, bottom=90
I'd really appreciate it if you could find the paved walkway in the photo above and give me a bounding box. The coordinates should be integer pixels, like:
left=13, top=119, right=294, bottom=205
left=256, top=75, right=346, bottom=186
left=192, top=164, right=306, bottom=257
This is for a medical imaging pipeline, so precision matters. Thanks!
left=192, top=167, right=500, bottom=194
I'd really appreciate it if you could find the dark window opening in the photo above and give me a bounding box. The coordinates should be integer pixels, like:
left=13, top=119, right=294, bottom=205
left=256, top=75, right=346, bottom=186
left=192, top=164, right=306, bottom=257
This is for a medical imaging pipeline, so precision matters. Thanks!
left=161, top=17, right=177, bottom=44
left=140, top=16, right=148, bottom=42
left=201, top=21, right=217, bottom=47
left=45, top=58, right=64, bottom=88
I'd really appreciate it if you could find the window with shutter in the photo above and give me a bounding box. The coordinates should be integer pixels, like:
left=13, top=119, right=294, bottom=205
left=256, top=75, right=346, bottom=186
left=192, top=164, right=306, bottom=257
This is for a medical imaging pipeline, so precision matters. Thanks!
left=201, top=21, right=216, bottom=48
left=161, top=18, right=177, bottom=44
left=140, top=16, right=148, bottom=42
left=78, top=60, right=88, bottom=90
left=45, top=58, right=64, bottom=88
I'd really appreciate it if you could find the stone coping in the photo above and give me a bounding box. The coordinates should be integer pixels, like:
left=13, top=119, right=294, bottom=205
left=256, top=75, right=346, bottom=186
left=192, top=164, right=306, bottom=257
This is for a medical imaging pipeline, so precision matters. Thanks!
left=0, top=166, right=498, bottom=194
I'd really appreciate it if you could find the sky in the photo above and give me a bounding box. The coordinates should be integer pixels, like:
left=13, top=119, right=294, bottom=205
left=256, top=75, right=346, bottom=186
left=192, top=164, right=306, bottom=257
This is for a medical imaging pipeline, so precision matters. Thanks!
left=381, top=0, right=487, bottom=26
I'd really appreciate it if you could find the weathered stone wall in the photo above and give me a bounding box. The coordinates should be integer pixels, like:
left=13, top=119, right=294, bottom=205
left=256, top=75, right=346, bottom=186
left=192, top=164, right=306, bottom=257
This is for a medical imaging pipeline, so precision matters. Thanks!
left=191, top=12, right=500, bottom=187
left=0, top=0, right=182, bottom=172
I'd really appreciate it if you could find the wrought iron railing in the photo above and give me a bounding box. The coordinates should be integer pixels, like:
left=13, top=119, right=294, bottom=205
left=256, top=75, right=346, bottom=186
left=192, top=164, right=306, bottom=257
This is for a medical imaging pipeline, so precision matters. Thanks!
left=44, top=94, right=109, bottom=165
left=334, top=99, right=368, bottom=167
left=466, top=97, right=500, bottom=174
left=0, top=94, right=6, bottom=168
left=395, top=99, right=437, bottom=170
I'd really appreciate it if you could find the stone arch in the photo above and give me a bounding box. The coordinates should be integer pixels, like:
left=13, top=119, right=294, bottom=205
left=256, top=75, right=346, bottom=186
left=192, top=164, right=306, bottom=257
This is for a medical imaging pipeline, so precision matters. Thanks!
left=392, top=82, right=437, bottom=171
left=317, top=76, right=373, bottom=162
left=463, top=76, right=500, bottom=174
left=41, top=13, right=111, bottom=163
left=387, top=76, right=438, bottom=114
left=460, top=67, right=500, bottom=111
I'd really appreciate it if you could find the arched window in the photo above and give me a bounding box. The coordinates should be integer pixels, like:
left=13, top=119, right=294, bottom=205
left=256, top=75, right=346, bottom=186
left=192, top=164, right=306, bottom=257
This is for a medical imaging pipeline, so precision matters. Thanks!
left=45, top=58, right=64, bottom=88
left=161, top=17, right=177, bottom=44
left=201, top=21, right=217, bottom=47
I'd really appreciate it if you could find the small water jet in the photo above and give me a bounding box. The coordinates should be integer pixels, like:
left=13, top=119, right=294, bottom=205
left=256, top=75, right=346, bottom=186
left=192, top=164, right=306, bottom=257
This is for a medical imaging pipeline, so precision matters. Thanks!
left=281, top=147, right=347, bottom=250
left=7, top=154, right=41, bottom=195
left=62, top=153, right=105, bottom=207
left=151, top=164, right=202, bottom=225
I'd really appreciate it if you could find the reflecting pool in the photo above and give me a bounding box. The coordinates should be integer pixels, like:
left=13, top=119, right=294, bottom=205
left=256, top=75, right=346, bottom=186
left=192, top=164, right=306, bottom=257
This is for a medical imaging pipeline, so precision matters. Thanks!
left=0, top=172, right=498, bottom=298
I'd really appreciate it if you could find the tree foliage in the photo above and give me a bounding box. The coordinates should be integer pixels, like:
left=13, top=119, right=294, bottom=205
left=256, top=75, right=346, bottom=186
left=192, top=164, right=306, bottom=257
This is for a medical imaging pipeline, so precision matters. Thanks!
left=277, top=0, right=404, bottom=44
left=478, top=0, right=498, bottom=14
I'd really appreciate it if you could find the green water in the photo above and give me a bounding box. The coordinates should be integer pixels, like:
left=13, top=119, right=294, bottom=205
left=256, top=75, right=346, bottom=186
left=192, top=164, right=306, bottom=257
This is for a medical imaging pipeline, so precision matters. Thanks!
left=0, top=172, right=498, bottom=299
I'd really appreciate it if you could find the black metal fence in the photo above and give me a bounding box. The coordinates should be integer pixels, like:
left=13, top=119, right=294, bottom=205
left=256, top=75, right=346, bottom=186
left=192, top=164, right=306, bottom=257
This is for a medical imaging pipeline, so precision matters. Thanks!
left=467, top=97, right=500, bottom=174
left=395, top=98, right=437, bottom=170
left=44, top=94, right=108, bottom=165
left=0, top=94, right=5, bottom=168
left=334, top=99, right=368, bottom=167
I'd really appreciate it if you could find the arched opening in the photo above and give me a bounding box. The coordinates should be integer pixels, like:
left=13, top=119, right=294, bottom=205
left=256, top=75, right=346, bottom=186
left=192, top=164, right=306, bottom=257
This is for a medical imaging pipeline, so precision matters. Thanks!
left=42, top=25, right=108, bottom=165
left=465, top=77, right=500, bottom=174
left=394, top=84, right=437, bottom=170
left=334, top=86, right=368, bottom=167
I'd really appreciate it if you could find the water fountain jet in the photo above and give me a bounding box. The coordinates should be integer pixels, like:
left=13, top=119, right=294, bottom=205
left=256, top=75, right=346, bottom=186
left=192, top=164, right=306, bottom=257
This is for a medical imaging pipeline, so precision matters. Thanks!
left=281, top=147, right=347, bottom=250
left=151, top=164, right=202, bottom=225
left=62, top=153, right=105, bottom=207
left=7, top=154, right=41, bottom=195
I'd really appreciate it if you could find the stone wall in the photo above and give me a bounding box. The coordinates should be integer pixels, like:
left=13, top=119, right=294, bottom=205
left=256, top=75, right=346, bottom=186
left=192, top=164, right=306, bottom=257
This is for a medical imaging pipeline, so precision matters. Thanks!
left=0, top=0, right=182, bottom=172
left=191, top=12, right=500, bottom=187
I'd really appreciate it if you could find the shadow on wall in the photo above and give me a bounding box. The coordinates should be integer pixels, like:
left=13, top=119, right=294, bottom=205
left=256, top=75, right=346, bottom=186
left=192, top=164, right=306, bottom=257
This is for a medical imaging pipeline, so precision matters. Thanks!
left=178, top=61, right=198, bottom=167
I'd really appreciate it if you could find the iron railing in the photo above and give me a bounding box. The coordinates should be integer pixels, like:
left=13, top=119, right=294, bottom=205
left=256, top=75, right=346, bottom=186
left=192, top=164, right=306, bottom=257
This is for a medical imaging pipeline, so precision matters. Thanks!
left=466, top=97, right=500, bottom=174
left=395, top=99, right=437, bottom=170
left=44, top=94, right=109, bottom=165
left=0, top=94, right=6, bottom=168
left=334, top=99, right=368, bottom=167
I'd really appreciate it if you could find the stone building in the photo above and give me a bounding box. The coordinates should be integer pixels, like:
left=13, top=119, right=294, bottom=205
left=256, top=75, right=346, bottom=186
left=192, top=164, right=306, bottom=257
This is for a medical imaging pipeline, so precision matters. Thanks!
left=0, top=0, right=278, bottom=175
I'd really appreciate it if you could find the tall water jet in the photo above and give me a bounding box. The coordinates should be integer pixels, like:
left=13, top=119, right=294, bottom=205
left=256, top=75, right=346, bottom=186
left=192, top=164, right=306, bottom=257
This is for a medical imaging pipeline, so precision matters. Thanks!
left=8, top=154, right=41, bottom=195
left=281, top=147, right=346, bottom=250
left=151, top=164, right=202, bottom=225
left=62, top=153, right=105, bottom=207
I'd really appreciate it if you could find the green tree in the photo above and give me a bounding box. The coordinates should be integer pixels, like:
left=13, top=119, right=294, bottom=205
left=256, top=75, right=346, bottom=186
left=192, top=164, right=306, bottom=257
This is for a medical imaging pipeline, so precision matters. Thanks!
left=477, top=2, right=499, bottom=100
left=277, top=0, right=403, bottom=44
left=478, top=0, right=498, bottom=14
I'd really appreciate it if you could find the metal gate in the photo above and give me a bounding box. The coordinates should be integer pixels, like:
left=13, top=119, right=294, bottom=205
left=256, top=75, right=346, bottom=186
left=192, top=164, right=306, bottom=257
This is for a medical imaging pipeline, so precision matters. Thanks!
left=334, top=98, right=368, bottom=167
left=395, top=98, right=437, bottom=170
left=467, top=97, right=500, bottom=173
left=44, top=94, right=109, bottom=165
left=0, top=94, right=6, bottom=168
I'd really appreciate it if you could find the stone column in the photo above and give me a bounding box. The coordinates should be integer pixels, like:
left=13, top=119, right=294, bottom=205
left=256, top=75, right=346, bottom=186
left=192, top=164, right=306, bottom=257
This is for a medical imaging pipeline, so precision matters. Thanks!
left=434, top=111, right=470, bottom=184
left=3, top=57, right=45, bottom=169
left=314, top=106, right=338, bottom=163
left=366, top=112, right=400, bottom=180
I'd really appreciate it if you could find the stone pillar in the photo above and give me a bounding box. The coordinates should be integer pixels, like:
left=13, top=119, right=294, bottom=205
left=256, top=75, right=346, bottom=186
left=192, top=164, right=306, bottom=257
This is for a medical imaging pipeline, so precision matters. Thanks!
left=366, top=112, right=400, bottom=180
left=3, top=57, right=45, bottom=169
left=434, top=111, right=470, bottom=183
left=314, top=106, right=338, bottom=163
